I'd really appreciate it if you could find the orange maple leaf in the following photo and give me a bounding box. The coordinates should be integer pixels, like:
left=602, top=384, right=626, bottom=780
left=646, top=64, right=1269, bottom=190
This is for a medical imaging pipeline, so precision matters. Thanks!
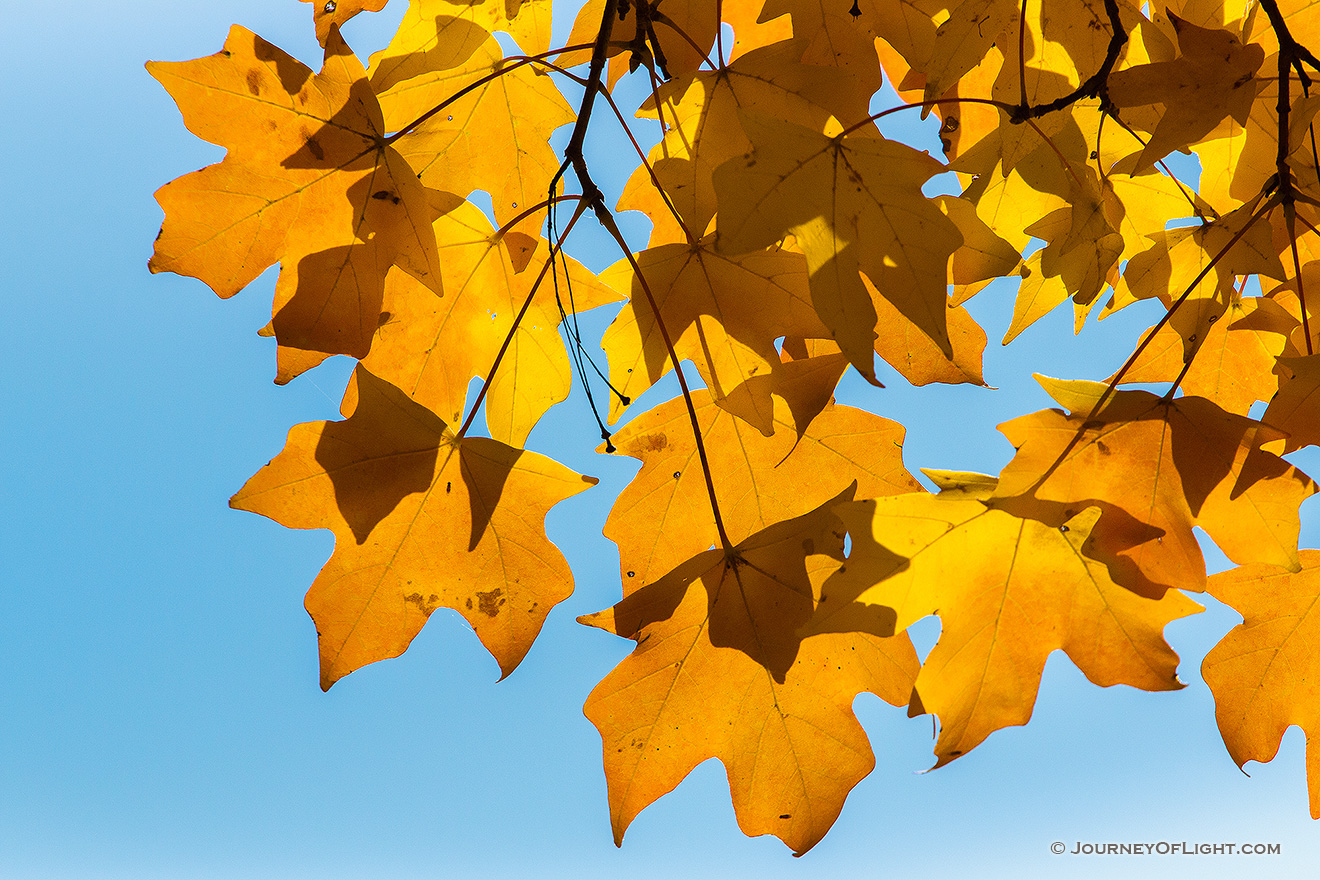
left=992, top=376, right=1315, bottom=595
left=581, top=492, right=919, bottom=854
left=605, top=390, right=920, bottom=587
left=147, top=27, right=442, bottom=383
left=362, top=192, right=620, bottom=446
left=713, top=111, right=962, bottom=381
left=231, top=366, right=596, bottom=688
left=1118, top=294, right=1296, bottom=415
left=300, top=0, right=391, bottom=46
left=808, top=491, right=1201, bottom=766
left=1204, top=552, right=1320, bottom=818
left=1261, top=353, right=1320, bottom=453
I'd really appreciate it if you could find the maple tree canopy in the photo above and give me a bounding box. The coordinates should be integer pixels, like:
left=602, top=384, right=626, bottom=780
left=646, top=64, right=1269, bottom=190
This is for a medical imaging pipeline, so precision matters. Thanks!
left=149, top=0, right=1320, bottom=854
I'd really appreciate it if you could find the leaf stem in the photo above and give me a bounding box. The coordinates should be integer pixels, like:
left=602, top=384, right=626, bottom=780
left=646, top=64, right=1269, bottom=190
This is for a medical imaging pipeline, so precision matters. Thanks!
left=456, top=199, right=591, bottom=440
left=1017, top=0, right=1029, bottom=110
left=1103, top=193, right=1279, bottom=411
left=552, top=0, right=733, bottom=553
left=494, top=193, right=583, bottom=239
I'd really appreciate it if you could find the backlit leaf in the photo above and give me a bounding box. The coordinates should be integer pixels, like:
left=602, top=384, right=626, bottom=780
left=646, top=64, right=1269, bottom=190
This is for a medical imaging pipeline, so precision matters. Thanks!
left=582, top=493, right=918, bottom=854
left=231, top=366, right=596, bottom=687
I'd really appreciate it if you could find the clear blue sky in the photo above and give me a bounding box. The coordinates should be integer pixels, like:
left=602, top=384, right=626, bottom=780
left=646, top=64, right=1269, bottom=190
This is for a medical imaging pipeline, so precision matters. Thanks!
left=3, top=1, right=1319, bottom=877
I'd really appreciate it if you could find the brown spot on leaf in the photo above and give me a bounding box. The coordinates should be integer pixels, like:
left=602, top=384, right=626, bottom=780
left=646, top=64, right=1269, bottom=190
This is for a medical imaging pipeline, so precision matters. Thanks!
left=476, top=588, right=506, bottom=617
left=627, top=433, right=669, bottom=453
left=404, top=592, right=438, bottom=614
left=306, top=137, right=325, bottom=161
left=245, top=69, right=262, bottom=95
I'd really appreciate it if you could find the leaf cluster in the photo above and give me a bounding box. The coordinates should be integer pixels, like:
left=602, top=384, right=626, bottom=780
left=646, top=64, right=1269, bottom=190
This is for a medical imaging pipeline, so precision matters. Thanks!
left=149, top=0, right=1320, bottom=853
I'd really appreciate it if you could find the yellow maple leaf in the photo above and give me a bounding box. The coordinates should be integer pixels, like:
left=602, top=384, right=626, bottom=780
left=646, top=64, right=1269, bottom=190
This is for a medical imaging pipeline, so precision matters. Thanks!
left=300, top=0, right=391, bottom=46
left=370, top=26, right=574, bottom=251
left=808, top=494, right=1201, bottom=766
left=1107, top=13, right=1265, bottom=172
left=713, top=111, right=962, bottom=381
left=757, top=0, right=896, bottom=95
left=362, top=191, right=620, bottom=446
left=992, top=376, right=1315, bottom=595
left=407, top=0, right=554, bottom=56
left=1108, top=199, right=1284, bottom=357
left=605, top=390, right=920, bottom=587
left=599, top=236, right=830, bottom=425
left=920, top=0, right=1017, bottom=103
left=1204, top=552, right=1320, bottom=817
left=713, top=337, right=852, bottom=437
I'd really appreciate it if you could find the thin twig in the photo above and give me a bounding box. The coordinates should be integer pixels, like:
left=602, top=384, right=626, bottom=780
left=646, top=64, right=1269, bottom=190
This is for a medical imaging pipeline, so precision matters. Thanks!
left=456, top=200, right=591, bottom=440
left=1103, top=194, right=1279, bottom=408
left=1018, top=0, right=1029, bottom=109
left=554, top=0, right=734, bottom=553
left=494, top=193, right=583, bottom=239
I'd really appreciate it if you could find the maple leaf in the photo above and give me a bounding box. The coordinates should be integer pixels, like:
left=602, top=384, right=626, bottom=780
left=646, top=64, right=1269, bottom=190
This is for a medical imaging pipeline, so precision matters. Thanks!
left=389, top=0, right=555, bottom=57
left=999, top=165, right=1126, bottom=341
left=713, top=337, right=853, bottom=436
left=560, top=0, right=722, bottom=84
left=713, top=111, right=963, bottom=381
left=617, top=39, right=876, bottom=244
left=1117, top=294, right=1296, bottom=415
left=581, top=491, right=919, bottom=854
left=758, top=0, right=895, bottom=94
left=1024, top=166, right=1124, bottom=308
left=992, top=376, right=1315, bottom=595
left=1261, top=353, right=1320, bottom=453
left=937, top=193, right=1022, bottom=288
left=1107, top=13, right=1265, bottom=171
left=866, top=274, right=990, bottom=386
left=148, top=26, right=442, bottom=383
left=919, top=0, right=1017, bottom=103
left=362, top=191, right=620, bottom=446
left=301, top=0, right=391, bottom=46
left=605, top=390, right=920, bottom=587
left=369, top=24, right=574, bottom=251
left=1203, top=552, right=1320, bottom=818
left=807, top=492, right=1201, bottom=766
left=599, top=236, right=830, bottom=425
left=1106, top=199, right=1285, bottom=361
left=231, top=366, right=596, bottom=688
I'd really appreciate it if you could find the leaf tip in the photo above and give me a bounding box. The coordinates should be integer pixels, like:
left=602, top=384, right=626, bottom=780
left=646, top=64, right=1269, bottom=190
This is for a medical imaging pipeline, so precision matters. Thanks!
left=577, top=609, right=617, bottom=634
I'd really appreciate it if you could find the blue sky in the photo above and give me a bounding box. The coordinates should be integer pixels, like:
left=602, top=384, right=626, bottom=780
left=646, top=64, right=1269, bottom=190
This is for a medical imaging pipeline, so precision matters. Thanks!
left=3, top=1, right=1320, bottom=877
